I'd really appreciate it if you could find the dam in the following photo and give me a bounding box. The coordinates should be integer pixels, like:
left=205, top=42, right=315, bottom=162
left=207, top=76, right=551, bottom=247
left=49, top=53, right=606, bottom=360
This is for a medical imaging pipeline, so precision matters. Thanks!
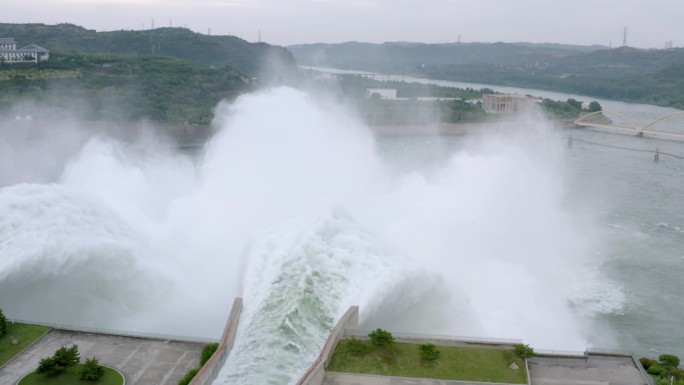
left=0, top=87, right=682, bottom=384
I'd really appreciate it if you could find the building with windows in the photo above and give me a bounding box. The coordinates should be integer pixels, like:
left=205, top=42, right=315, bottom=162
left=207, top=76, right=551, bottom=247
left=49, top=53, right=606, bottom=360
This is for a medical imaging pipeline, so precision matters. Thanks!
left=483, top=94, right=539, bottom=114
left=0, top=38, right=50, bottom=63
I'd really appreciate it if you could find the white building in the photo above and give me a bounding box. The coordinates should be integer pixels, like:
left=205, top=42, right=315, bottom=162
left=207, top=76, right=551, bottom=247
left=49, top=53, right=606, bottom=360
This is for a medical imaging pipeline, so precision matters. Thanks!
left=482, top=94, right=539, bottom=114
left=0, top=38, right=17, bottom=50
left=366, top=88, right=397, bottom=99
left=0, top=38, right=50, bottom=64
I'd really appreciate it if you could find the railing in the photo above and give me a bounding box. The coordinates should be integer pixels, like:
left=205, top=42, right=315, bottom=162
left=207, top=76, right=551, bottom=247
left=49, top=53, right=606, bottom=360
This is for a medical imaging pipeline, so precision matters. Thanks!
left=534, top=349, right=587, bottom=358
left=10, top=318, right=216, bottom=344
left=632, top=353, right=656, bottom=385
left=586, top=348, right=632, bottom=356
left=346, top=329, right=523, bottom=347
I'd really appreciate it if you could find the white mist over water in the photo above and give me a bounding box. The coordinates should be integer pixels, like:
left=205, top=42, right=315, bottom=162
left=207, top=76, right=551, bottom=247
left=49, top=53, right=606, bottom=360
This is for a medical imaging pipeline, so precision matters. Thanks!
left=0, top=87, right=624, bottom=383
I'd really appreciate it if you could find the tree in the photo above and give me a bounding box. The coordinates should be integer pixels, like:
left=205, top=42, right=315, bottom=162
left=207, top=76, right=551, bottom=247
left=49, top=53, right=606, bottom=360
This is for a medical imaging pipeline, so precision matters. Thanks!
left=37, top=357, right=63, bottom=376
left=0, top=309, right=7, bottom=338
left=53, top=344, right=80, bottom=369
left=588, top=101, right=602, bottom=112
left=566, top=98, right=582, bottom=110
left=80, top=357, right=105, bottom=381
left=419, top=343, right=440, bottom=361
left=659, top=354, right=680, bottom=368
left=368, top=329, right=394, bottom=348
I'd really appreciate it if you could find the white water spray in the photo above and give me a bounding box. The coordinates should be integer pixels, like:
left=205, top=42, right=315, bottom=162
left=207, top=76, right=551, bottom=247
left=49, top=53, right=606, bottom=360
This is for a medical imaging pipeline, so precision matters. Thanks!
left=0, top=87, right=623, bottom=384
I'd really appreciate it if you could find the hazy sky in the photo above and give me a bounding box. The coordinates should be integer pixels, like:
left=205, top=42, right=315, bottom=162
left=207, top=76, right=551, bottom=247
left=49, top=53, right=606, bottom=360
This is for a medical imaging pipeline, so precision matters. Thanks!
left=3, top=0, right=682, bottom=48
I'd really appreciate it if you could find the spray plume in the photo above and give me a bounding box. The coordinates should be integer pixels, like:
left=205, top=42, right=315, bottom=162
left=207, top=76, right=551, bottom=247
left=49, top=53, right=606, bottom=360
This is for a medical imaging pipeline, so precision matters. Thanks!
left=0, top=87, right=623, bottom=384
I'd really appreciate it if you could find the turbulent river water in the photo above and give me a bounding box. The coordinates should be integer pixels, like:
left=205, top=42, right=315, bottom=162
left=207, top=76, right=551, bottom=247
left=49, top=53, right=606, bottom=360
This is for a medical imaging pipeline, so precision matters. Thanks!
left=0, top=85, right=682, bottom=385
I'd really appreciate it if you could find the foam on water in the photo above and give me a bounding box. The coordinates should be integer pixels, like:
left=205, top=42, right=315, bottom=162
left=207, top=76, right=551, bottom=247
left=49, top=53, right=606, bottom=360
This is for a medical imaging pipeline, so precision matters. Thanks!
left=0, top=87, right=625, bottom=383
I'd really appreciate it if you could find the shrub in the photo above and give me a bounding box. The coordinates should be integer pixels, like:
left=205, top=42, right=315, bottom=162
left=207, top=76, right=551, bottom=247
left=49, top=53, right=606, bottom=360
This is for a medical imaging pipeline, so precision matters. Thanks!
left=514, top=344, right=535, bottom=359
left=346, top=338, right=372, bottom=357
left=648, top=364, right=666, bottom=376
left=659, top=354, right=681, bottom=368
left=641, top=357, right=659, bottom=370
left=53, top=344, right=80, bottom=369
left=37, top=357, right=63, bottom=376
left=80, top=357, right=105, bottom=381
left=379, top=345, right=397, bottom=365
left=178, top=367, right=200, bottom=385
left=419, top=343, right=440, bottom=361
left=200, top=343, right=219, bottom=366
left=655, top=378, right=684, bottom=385
left=0, top=309, right=7, bottom=338
left=368, top=329, right=394, bottom=348
left=671, top=368, right=684, bottom=379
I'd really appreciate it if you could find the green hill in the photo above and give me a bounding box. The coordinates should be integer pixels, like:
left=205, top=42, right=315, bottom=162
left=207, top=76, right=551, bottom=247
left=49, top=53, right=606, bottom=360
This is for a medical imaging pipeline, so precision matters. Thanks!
left=290, top=41, right=684, bottom=108
left=0, top=23, right=298, bottom=78
left=0, top=53, right=248, bottom=124
left=0, top=23, right=304, bottom=124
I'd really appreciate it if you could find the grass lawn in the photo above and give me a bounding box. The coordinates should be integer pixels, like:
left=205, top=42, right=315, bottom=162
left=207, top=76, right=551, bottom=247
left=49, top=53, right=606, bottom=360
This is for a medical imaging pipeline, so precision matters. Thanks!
left=19, top=365, right=123, bottom=385
left=327, top=339, right=528, bottom=384
left=0, top=323, right=50, bottom=366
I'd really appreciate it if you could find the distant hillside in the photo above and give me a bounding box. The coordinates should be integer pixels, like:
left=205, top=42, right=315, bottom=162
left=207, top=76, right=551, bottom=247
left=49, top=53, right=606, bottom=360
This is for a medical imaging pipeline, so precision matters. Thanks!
left=289, top=41, right=595, bottom=73
left=0, top=52, right=248, bottom=124
left=0, top=23, right=298, bottom=78
left=290, top=41, right=684, bottom=108
left=290, top=41, right=684, bottom=77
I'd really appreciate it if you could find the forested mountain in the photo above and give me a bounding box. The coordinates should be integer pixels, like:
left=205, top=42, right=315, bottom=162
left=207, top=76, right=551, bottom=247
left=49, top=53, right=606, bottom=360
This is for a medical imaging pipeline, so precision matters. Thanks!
left=0, top=23, right=297, bottom=77
left=289, top=41, right=599, bottom=72
left=0, top=23, right=303, bottom=124
left=290, top=41, right=684, bottom=77
left=0, top=53, right=247, bottom=124
left=290, top=41, right=684, bottom=108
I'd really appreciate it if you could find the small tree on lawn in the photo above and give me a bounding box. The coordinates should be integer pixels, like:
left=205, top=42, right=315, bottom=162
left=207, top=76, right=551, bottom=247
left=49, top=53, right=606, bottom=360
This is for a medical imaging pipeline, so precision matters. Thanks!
left=588, top=101, right=602, bottom=112
left=53, top=344, right=80, bottom=369
left=368, top=329, right=394, bottom=348
left=0, top=309, right=7, bottom=338
left=80, top=357, right=105, bottom=381
left=37, top=357, right=63, bottom=376
left=419, top=343, right=440, bottom=362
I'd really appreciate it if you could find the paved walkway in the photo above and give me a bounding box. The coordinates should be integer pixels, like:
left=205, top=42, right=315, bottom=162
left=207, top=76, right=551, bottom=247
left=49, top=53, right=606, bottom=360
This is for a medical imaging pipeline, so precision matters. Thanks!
left=0, top=329, right=206, bottom=385
left=323, top=372, right=522, bottom=385
left=528, top=356, right=648, bottom=385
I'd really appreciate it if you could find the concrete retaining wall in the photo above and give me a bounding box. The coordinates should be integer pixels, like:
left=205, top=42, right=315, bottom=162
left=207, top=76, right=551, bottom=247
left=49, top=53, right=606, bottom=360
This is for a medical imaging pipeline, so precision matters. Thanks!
left=10, top=319, right=216, bottom=344
left=190, top=297, right=243, bottom=385
left=631, top=353, right=656, bottom=385
left=295, top=306, right=359, bottom=385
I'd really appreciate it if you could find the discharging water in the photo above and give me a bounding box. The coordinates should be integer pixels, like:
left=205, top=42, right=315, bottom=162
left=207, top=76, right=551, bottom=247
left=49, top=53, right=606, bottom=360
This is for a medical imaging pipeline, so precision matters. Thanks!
left=0, top=87, right=682, bottom=385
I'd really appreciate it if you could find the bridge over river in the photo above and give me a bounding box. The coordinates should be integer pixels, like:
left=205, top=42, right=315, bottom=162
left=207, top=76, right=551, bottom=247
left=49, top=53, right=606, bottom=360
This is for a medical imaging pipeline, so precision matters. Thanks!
left=574, top=109, right=684, bottom=140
